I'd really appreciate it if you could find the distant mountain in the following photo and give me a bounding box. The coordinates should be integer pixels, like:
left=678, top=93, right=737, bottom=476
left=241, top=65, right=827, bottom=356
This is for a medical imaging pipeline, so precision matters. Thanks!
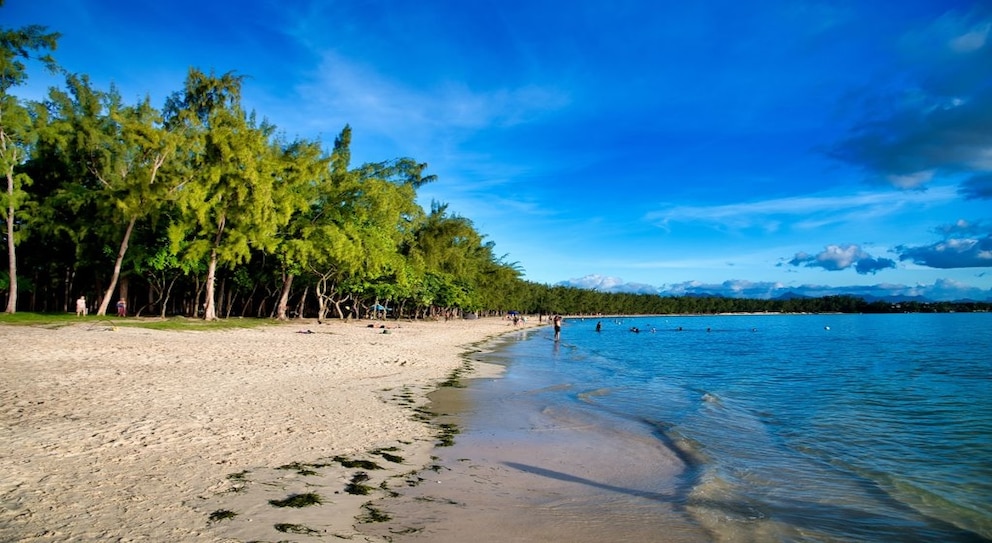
left=559, top=275, right=992, bottom=303
left=858, top=294, right=931, bottom=304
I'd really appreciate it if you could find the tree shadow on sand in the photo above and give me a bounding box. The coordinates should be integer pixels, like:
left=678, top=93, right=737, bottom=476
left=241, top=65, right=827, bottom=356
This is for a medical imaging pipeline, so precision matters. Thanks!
left=502, top=462, right=990, bottom=542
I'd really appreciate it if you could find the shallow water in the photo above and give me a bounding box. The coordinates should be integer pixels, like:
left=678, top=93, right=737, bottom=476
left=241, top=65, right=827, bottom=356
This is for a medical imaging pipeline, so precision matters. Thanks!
left=377, top=314, right=992, bottom=542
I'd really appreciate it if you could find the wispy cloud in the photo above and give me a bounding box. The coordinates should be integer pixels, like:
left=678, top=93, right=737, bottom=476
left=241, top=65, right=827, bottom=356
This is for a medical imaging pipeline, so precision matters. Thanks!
left=286, top=52, right=569, bottom=157
left=644, top=187, right=957, bottom=231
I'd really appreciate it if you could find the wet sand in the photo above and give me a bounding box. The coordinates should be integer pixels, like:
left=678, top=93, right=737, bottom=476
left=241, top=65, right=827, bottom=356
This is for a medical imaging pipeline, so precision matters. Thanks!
left=360, top=336, right=712, bottom=542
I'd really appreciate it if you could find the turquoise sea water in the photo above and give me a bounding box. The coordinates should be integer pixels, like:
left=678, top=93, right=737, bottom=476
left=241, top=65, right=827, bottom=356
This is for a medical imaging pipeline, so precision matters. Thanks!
left=470, top=313, right=992, bottom=542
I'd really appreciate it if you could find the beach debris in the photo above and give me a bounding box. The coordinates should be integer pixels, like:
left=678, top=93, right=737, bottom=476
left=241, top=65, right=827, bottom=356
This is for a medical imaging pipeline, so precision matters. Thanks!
left=275, top=523, right=321, bottom=535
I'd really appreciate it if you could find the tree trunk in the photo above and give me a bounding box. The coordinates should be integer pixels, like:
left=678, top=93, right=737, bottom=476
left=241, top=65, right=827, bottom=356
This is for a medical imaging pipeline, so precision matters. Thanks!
left=160, top=275, right=179, bottom=318
left=4, top=171, right=16, bottom=314
left=203, top=250, right=219, bottom=320
left=276, top=272, right=294, bottom=320
left=96, top=215, right=137, bottom=316
left=294, top=286, right=308, bottom=319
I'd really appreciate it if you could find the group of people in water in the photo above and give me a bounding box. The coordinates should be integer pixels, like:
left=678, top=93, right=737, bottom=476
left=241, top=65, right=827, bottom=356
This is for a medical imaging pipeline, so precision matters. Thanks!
left=533, top=314, right=764, bottom=344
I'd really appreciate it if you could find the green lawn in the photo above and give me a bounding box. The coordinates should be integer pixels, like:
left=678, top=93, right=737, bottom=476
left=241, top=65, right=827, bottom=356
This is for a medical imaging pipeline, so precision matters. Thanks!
left=0, top=312, right=276, bottom=331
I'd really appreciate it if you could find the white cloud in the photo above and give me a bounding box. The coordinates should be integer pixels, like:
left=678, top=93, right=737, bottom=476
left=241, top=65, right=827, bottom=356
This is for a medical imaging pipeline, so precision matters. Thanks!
left=560, top=275, right=659, bottom=294
left=789, top=244, right=897, bottom=274
left=950, top=21, right=990, bottom=52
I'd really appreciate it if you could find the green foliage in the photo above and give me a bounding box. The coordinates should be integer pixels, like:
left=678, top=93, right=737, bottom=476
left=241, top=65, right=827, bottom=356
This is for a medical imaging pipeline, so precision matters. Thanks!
left=0, top=16, right=60, bottom=93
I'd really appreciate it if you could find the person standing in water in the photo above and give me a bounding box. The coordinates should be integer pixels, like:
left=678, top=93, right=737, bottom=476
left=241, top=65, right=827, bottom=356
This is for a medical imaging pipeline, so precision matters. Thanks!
left=553, top=314, right=563, bottom=341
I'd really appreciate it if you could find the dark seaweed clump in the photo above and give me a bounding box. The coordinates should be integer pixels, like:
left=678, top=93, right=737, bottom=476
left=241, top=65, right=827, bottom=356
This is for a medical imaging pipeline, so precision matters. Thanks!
left=333, top=455, right=382, bottom=470
left=269, top=492, right=322, bottom=508
left=208, top=509, right=237, bottom=522
left=344, top=471, right=374, bottom=495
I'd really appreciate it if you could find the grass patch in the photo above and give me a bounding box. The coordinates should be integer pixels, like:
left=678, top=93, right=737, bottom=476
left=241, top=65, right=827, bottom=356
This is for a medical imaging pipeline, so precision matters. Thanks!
left=0, top=312, right=277, bottom=331
left=208, top=509, right=237, bottom=522
left=268, top=492, right=322, bottom=508
left=333, top=456, right=382, bottom=470
left=358, top=504, right=391, bottom=523
left=274, top=523, right=320, bottom=535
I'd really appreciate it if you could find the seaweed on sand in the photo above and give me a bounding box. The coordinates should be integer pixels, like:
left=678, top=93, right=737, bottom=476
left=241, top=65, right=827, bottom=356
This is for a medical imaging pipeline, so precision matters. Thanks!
left=208, top=509, right=237, bottom=522
left=371, top=446, right=405, bottom=464
left=276, top=461, right=331, bottom=476
left=344, top=471, right=375, bottom=495
left=357, top=503, right=391, bottom=523
left=333, top=455, right=383, bottom=470
left=268, top=492, right=322, bottom=508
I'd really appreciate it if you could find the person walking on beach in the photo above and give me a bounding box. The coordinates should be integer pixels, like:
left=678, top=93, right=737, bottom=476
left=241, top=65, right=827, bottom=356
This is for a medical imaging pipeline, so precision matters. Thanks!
left=75, top=296, right=87, bottom=317
left=553, top=314, right=562, bottom=341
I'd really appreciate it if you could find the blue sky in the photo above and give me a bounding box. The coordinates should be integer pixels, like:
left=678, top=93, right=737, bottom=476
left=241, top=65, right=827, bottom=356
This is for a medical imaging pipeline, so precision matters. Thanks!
left=6, top=0, right=992, bottom=300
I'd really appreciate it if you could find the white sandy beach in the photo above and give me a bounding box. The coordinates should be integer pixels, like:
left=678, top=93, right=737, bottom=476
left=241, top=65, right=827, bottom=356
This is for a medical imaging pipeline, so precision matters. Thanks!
left=0, top=317, right=538, bottom=542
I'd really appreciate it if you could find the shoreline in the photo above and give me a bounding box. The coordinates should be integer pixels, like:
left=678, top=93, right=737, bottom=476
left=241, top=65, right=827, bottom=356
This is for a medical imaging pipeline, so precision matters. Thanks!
left=0, top=318, right=542, bottom=542
left=357, top=325, right=710, bottom=542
